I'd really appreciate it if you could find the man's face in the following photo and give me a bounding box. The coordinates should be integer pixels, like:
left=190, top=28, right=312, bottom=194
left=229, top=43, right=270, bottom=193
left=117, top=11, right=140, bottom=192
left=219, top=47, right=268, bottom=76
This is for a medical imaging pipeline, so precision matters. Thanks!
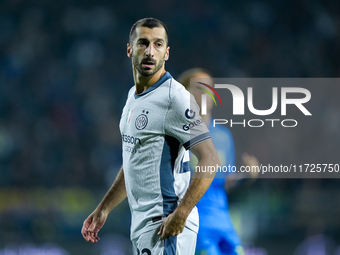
left=128, top=26, right=169, bottom=77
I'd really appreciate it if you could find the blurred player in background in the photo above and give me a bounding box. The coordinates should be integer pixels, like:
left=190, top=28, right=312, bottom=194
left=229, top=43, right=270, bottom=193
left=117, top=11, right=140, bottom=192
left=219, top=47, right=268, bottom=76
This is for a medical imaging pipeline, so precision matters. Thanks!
left=178, top=68, right=259, bottom=255
left=81, top=18, right=221, bottom=255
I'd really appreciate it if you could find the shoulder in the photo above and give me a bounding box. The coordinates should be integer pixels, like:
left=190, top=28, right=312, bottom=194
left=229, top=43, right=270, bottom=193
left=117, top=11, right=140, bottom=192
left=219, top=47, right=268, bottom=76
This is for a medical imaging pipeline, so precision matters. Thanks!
left=169, top=78, right=189, bottom=97
left=128, top=85, right=136, bottom=96
left=167, top=78, right=195, bottom=106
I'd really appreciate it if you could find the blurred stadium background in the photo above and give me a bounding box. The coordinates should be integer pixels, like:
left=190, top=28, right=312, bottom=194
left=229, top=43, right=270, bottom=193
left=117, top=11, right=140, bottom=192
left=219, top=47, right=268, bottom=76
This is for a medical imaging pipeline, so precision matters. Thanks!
left=0, top=0, right=340, bottom=254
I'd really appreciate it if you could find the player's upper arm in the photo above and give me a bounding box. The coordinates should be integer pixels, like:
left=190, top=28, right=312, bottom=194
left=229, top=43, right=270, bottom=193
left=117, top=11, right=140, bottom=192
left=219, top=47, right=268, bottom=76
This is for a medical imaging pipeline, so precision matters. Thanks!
left=190, top=139, right=221, bottom=179
left=190, top=139, right=220, bottom=166
left=164, top=85, right=211, bottom=149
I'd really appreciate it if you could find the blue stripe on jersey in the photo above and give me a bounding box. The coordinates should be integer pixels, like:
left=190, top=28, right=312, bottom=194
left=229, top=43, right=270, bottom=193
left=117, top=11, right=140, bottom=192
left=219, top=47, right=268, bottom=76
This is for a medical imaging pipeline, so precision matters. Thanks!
left=160, top=135, right=180, bottom=215
left=183, top=132, right=211, bottom=150
left=134, top=72, right=172, bottom=99
left=164, top=235, right=177, bottom=255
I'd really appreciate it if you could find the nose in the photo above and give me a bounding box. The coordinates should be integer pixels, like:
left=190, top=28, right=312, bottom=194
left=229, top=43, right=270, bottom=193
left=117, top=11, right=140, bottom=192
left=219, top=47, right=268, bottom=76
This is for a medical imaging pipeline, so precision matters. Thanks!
left=145, top=44, right=155, bottom=58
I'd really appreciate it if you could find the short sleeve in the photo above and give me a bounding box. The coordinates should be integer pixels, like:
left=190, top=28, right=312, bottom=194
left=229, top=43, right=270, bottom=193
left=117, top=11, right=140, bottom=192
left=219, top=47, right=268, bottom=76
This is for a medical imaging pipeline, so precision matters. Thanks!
left=164, top=89, right=211, bottom=150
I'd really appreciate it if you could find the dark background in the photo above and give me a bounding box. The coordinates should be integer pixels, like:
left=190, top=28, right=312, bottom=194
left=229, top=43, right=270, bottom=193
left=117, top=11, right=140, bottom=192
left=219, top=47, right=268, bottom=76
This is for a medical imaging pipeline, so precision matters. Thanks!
left=0, top=0, right=339, bottom=254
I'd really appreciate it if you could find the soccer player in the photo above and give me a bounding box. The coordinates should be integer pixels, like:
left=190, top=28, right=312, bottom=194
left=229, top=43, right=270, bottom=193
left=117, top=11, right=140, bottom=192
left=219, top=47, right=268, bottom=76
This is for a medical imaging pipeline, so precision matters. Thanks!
left=178, top=68, right=259, bottom=255
left=81, top=18, right=220, bottom=255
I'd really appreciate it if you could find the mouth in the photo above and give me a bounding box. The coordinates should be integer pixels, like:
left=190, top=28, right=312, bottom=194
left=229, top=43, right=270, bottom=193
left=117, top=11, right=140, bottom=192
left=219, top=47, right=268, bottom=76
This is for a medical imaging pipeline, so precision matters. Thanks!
left=142, top=59, right=155, bottom=69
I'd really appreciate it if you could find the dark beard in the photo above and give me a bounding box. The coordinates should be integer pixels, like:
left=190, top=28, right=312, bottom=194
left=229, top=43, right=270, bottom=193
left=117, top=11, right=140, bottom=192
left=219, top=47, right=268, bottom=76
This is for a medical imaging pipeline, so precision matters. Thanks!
left=133, top=55, right=165, bottom=77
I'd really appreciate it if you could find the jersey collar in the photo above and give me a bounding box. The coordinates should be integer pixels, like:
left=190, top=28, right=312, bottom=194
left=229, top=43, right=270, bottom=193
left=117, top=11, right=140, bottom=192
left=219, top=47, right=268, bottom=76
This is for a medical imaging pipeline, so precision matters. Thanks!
left=134, top=72, right=172, bottom=99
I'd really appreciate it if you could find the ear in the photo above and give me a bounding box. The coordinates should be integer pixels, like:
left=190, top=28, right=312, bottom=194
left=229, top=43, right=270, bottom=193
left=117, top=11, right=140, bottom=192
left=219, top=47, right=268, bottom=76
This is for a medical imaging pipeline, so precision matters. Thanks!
left=127, top=43, right=133, bottom=58
left=164, top=46, right=170, bottom=61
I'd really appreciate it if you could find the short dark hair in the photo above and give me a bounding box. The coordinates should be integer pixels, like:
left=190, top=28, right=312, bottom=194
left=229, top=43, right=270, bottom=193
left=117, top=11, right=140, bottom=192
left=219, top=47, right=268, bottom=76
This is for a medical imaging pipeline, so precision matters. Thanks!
left=129, top=18, right=169, bottom=46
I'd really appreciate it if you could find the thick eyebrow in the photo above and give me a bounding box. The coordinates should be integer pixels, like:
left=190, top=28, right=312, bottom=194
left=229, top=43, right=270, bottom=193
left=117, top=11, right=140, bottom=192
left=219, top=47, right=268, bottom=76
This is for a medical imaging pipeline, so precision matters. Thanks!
left=136, top=38, right=165, bottom=43
left=136, top=38, right=148, bottom=43
left=154, top=38, right=165, bottom=43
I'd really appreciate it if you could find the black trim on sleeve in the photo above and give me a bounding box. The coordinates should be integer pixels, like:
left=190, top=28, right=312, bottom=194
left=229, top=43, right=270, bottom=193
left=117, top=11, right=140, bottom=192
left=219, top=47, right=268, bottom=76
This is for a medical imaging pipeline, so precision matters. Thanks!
left=183, top=132, right=211, bottom=150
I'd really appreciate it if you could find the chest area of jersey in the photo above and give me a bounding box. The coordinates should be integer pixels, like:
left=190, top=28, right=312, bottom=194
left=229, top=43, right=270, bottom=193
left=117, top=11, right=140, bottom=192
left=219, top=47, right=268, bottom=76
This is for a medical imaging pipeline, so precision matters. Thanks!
left=120, top=102, right=165, bottom=138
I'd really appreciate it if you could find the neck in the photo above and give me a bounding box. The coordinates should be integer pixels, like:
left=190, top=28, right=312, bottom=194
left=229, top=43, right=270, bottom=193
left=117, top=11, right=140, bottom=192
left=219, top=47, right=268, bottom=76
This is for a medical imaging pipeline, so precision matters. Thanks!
left=133, top=67, right=166, bottom=94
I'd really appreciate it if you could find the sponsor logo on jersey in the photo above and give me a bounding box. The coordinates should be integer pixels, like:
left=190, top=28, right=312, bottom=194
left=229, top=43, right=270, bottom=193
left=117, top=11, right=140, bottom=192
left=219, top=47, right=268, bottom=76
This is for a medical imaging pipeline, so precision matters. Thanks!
left=183, top=118, right=203, bottom=131
left=122, top=134, right=142, bottom=145
left=135, top=110, right=149, bottom=130
left=185, top=109, right=196, bottom=119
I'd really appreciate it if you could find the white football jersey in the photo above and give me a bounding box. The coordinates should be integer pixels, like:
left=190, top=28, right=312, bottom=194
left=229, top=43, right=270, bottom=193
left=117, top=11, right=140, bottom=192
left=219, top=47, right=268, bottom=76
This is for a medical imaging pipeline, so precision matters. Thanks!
left=119, top=72, right=211, bottom=239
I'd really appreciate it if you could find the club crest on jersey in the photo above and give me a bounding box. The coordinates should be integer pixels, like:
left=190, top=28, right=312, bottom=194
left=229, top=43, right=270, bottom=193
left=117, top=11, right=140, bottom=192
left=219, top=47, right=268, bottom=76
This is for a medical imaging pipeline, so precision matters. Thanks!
left=185, top=108, right=196, bottom=119
left=135, top=110, right=149, bottom=130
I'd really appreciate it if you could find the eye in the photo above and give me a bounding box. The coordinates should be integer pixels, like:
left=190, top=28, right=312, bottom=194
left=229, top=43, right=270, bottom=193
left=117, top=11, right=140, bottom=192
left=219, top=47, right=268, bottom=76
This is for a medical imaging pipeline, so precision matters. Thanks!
left=137, top=40, right=148, bottom=47
left=156, top=42, right=163, bottom=47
